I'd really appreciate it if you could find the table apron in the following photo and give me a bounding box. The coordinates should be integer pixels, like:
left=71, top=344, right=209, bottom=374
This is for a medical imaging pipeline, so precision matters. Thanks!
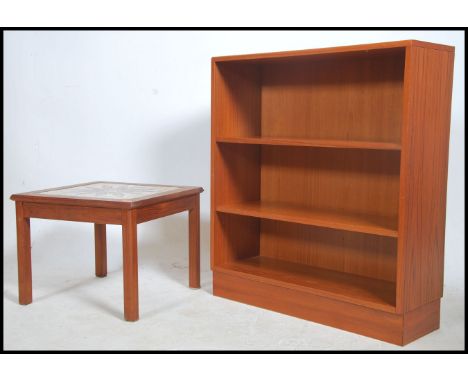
left=136, top=195, right=196, bottom=224
left=20, top=195, right=198, bottom=225
left=22, top=202, right=122, bottom=224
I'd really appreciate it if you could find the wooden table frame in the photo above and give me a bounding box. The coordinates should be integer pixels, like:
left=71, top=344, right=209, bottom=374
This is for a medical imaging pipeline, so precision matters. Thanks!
left=11, top=181, right=203, bottom=321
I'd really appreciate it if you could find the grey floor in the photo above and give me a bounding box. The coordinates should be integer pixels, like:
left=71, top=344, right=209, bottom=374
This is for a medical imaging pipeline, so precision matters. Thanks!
left=3, top=219, right=465, bottom=351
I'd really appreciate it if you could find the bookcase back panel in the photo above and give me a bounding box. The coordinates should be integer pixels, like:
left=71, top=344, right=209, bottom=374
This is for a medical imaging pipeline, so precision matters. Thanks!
left=261, top=51, right=405, bottom=142
left=260, top=220, right=397, bottom=282
left=260, top=146, right=400, bottom=221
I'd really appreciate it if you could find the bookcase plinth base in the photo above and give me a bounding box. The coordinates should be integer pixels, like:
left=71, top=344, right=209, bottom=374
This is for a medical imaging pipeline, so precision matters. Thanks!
left=213, top=271, right=440, bottom=346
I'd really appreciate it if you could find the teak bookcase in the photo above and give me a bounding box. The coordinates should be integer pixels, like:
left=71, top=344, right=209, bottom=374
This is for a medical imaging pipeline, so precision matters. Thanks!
left=210, top=40, right=455, bottom=345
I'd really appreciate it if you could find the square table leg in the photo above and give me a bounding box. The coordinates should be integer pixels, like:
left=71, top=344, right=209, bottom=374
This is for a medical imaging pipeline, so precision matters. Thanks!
left=122, top=209, right=139, bottom=321
left=15, top=202, right=32, bottom=305
left=189, top=195, right=200, bottom=289
left=94, top=224, right=107, bottom=277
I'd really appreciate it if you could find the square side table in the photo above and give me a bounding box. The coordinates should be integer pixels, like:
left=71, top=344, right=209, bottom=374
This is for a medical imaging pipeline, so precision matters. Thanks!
left=11, top=181, right=204, bottom=321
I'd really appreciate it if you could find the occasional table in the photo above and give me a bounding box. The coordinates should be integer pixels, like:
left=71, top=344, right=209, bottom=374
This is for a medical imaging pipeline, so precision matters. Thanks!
left=10, top=181, right=203, bottom=321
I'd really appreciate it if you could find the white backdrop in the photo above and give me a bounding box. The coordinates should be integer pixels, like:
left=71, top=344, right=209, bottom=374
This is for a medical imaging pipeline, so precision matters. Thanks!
left=4, top=30, right=465, bottom=291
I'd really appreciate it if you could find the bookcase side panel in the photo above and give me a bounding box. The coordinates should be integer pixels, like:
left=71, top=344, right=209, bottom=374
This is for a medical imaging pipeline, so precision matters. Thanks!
left=212, top=62, right=261, bottom=138
left=211, top=145, right=261, bottom=266
left=211, top=62, right=262, bottom=267
left=397, top=47, right=455, bottom=312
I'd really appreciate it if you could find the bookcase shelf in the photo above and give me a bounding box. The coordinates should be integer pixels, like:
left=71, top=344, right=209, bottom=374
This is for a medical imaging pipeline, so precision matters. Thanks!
left=211, top=40, right=454, bottom=345
left=215, top=256, right=396, bottom=312
left=217, top=201, right=398, bottom=237
left=216, top=136, right=402, bottom=151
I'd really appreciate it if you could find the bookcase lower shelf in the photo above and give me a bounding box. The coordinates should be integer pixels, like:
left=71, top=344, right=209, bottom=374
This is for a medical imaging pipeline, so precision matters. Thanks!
left=213, top=270, right=441, bottom=346
left=216, top=256, right=396, bottom=312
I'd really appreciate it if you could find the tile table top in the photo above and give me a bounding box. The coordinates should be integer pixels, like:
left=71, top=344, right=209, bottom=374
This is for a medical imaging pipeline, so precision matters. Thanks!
left=11, top=181, right=203, bottom=208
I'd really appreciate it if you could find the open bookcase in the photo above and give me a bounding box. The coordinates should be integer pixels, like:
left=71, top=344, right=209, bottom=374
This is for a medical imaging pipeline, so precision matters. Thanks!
left=211, top=40, right=454, bottom=345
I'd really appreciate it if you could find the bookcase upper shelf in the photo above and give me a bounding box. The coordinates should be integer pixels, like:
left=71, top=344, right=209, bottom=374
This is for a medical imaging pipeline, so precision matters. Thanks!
left=216, top=136, right=402, bottom=151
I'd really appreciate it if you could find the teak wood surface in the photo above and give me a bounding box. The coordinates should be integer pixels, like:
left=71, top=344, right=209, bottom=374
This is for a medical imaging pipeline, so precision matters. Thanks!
left=11, top=181, right=203, bottom=322
left=211, top=40, right=454, bottom=345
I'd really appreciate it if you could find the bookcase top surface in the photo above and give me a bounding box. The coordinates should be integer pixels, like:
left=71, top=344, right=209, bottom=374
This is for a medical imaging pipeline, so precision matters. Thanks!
left=212, top=40, right=454, bottom=63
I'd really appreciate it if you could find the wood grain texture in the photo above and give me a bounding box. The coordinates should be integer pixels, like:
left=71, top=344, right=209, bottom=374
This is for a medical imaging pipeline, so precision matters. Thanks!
left=213, top=40, right=454, bottom=63
left=215, top=144, right=260, bottom=205
left=217, top=137, right=402, bottom=150
left=211, top=60, right=261, bottom=268
left=260, top=220, right=397, bottom=282
left=217, top=256, right=396, bottom=311
left=217, top=201, right=398, bottom=237
left=261, top=146, right=400, bottom=223
left=261, top=52, right=404, bottom=142
left=136, top=195, right=195, bottom=224
left=213, top=271, right=403, bottom=344
left=402, top=299, right=440, bottom=345
left=94, top=224, right=107, bottom=277
left=211, top=143, right=260, bottom=267
left=22, top=202, right=122, bottom=225
left=122, top=209, right=139, bottom=321
left=214, top=213, right=260, bottom=266
left=15, top=202, right=32, bottom=305
left=212, top=62, right=261, bottom=137
left=214, top=271, right=440, bottom=345
left=396, top=46, right=455, bottom=313
left=189, top=195, right=201, bottom=288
